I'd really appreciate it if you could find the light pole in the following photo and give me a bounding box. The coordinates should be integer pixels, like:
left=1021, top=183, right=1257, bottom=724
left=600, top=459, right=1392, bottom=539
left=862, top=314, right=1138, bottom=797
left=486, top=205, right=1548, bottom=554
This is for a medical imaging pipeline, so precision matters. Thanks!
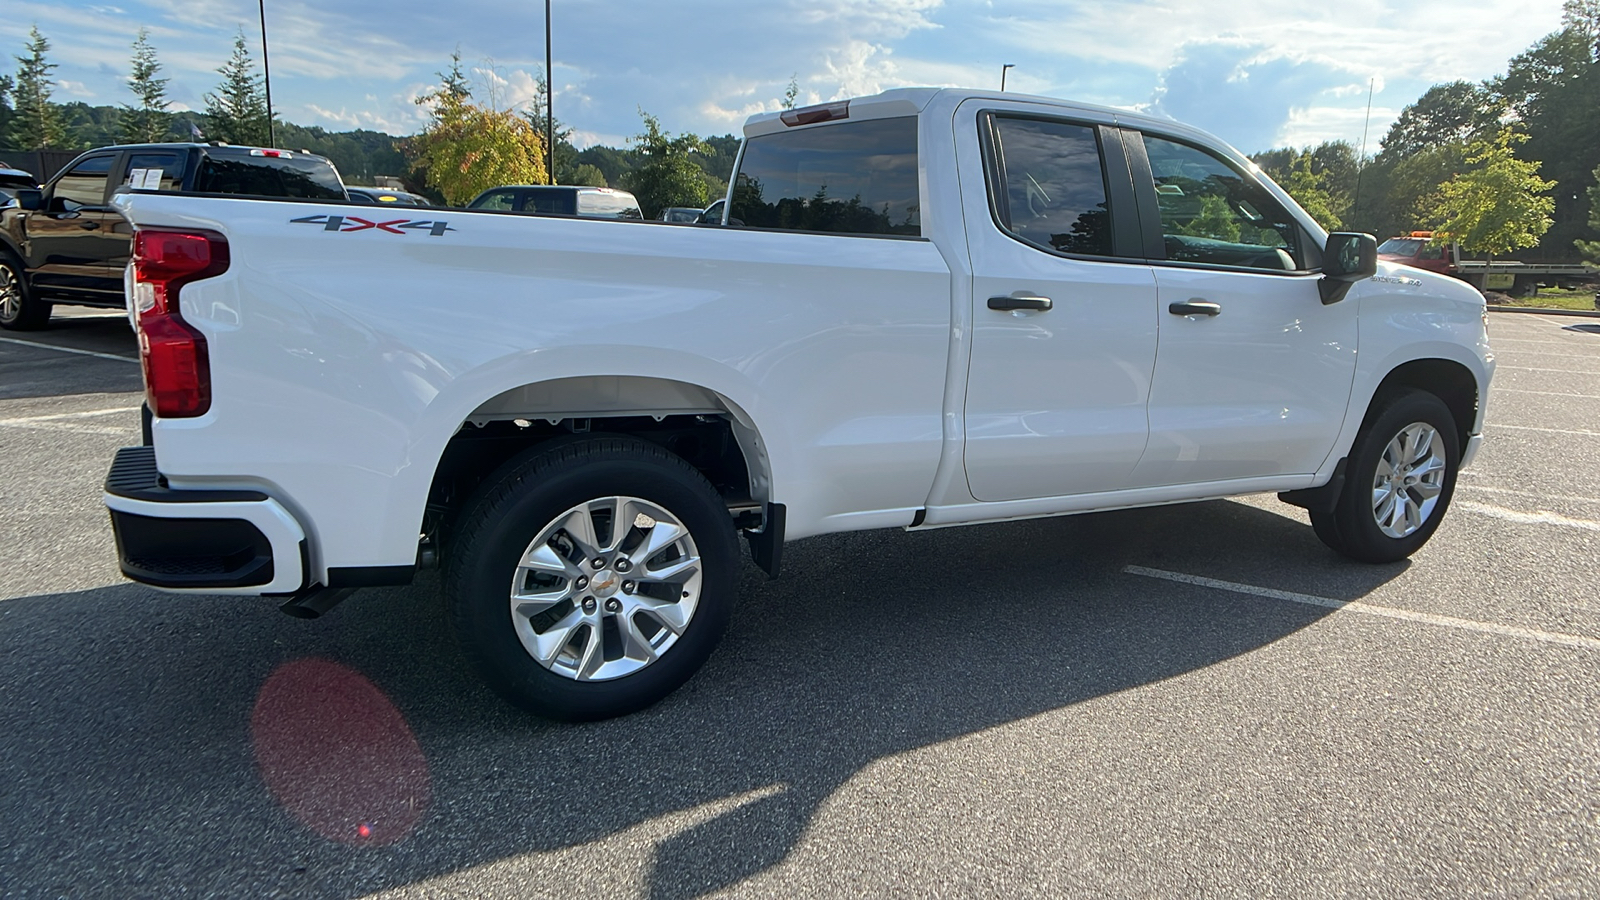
left=1000, top=64, right=1014, bottom=91
left=545, top=0, right=555, bottom=184
left=259, top=0, right=275, bottom=147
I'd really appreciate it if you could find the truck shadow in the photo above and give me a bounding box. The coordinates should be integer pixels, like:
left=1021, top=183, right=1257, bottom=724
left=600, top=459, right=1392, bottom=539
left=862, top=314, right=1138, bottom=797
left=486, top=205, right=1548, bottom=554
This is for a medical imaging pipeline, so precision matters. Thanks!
left=0, top=499, right=1407, bottom=898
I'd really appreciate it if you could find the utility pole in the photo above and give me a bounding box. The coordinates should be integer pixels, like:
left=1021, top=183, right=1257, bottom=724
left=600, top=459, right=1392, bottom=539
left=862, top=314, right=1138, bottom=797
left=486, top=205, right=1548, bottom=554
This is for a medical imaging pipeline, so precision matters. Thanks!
left=259, top=0, right=275, bottom=147
left=1001, top=64, right=1015, bottom=92
left=545, top=0, right=555, bottom=184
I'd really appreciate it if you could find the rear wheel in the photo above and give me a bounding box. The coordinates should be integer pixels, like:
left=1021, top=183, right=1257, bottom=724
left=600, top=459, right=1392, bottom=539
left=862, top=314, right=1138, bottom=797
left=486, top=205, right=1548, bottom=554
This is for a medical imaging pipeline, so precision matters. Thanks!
left=1310, top=389, right=1459, bottom=563
left=447, top=436, right=739, bottom=721
left=0, top=253, right=50, bottom=330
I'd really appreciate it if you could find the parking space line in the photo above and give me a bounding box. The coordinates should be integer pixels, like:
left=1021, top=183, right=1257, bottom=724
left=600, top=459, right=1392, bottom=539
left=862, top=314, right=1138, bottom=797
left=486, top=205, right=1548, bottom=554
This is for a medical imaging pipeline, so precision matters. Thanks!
left=1458, top=501, right=1600, bottom=533
left=1496, top=365, right=1600, bottom=375
left=0, top=406, right=141, bottom=426
left=0, top=335, right=138, bottom=363
left=1460, top=483, right=1600, bottom=506
left=1490, top=423, right=1600, bottom=438
left=1494, top=388, right=1600, bottom=399
left=1122, top=565, right=1600, bottom=652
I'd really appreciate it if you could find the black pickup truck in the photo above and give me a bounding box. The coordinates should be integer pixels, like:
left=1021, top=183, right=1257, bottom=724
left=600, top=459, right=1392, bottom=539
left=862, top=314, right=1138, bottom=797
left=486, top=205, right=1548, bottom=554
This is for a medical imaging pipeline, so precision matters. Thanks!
left=0, top=143, right=347, bottom=330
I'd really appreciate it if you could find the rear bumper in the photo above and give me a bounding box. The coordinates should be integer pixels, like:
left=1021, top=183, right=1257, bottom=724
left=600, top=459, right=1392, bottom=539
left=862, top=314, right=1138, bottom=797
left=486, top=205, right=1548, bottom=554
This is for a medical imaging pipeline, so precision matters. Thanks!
left=103, top=446, right=307, bottom=594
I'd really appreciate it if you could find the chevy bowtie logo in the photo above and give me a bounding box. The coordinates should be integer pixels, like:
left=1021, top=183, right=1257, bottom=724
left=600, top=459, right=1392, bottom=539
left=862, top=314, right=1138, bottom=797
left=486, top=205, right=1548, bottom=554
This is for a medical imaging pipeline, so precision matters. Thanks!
left=290, top=214, right=456, bottom=236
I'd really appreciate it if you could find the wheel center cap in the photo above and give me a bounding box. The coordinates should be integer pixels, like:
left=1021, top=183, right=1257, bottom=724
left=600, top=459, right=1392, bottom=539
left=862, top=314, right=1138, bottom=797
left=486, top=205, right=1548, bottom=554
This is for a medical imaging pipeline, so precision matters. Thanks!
left=590, top=569, right=620, bottom=598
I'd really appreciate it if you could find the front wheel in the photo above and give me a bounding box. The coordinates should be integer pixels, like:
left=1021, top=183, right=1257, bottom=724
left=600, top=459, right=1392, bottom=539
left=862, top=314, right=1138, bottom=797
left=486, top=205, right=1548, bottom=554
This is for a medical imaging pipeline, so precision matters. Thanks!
left=1310, top=389, right=1460, bottom=563
left=0, top=253, right=50, bottom=330
left=447, top=436, right=740, bottom=721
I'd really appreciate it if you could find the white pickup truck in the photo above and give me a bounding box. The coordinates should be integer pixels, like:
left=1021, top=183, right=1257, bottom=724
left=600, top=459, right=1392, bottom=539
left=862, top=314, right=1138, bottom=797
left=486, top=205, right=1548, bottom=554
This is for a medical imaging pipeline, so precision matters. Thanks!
left=104, top=88, right=1493, bottom=720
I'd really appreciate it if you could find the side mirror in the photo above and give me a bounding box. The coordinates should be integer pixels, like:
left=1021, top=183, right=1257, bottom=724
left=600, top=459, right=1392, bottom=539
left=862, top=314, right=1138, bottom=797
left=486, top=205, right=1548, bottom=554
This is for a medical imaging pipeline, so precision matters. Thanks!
left=14, top=187, right=43, bottom=211
left=1320, top=232, right=1377, bottom=304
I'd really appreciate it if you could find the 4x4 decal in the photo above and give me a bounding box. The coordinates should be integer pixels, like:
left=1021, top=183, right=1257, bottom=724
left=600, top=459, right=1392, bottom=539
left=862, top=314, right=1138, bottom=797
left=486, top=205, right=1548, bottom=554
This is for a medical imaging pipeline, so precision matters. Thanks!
left=290, top=214, right=455, bottom=236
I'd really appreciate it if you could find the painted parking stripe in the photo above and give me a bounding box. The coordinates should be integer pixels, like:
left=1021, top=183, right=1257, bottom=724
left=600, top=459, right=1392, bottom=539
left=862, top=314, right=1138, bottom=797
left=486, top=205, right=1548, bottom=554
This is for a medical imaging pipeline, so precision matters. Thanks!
left=1491, top=423, right=1600, bottom=438
left=0, top=406, right=140, bottom=426
left=1493, top=388, right=1600, bottom=399
left=1460, top=483, right=1600, bottom=507
left=0, top=334, right=138, bottom=363
left=1458, top=501, right=1600, bottom=533
left=1496, top=365, right=1600, bottom=375
left=1123, top=565, right=1600, bottom=652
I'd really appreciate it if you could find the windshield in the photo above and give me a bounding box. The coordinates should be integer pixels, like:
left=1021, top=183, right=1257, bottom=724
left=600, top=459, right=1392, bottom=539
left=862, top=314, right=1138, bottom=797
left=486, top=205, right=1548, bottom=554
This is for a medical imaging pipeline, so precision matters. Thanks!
left=1377, top=238, right=1423, bottom=257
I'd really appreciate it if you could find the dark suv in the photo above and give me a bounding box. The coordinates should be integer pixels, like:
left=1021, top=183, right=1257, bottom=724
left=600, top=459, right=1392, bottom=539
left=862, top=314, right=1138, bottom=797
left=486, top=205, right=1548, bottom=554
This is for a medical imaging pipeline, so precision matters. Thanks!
left=0, top=143, right=347, bottom=330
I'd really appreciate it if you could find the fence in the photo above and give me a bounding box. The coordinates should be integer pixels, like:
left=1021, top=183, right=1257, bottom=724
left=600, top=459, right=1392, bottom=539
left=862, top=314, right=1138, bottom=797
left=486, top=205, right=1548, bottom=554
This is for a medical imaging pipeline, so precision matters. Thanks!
left=0, top=149, right=83, bottom=183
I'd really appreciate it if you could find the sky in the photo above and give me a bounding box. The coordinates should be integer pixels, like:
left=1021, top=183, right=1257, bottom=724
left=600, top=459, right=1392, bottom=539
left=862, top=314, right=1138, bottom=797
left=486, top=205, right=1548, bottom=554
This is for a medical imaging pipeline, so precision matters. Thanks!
left=1, top=0, right=1573, bottom=155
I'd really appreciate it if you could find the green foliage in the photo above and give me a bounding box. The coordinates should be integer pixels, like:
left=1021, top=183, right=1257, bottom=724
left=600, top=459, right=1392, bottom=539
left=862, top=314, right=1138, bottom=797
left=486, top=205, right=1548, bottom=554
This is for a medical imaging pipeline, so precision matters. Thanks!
left=1421, top=129, right=1555, bottom=257
left=622, top=110, right=709, bottom=218
left=1574, top=162, right=1600, bottom=263
left=566, top=162, right=608, bottom=187
left=120, top=28, right=171, bottom=144
left=9, top=26, right=68, bottom=150
left=1174, top=195, right=1242, bottom=242
left=1376, top=81, right=1501, bottom=160
left=1280, top=152, right=1343, bottom=230
left=404, top=60, right=547, bottom=205
left=203, top=29, right=271, bottom=146
left=781, top=75, right=800, bottom=110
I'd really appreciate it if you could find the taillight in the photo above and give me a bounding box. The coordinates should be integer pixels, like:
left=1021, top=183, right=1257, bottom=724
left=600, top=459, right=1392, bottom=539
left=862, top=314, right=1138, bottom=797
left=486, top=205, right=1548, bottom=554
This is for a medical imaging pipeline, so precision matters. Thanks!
left=132, top=230, right=229, bottom=418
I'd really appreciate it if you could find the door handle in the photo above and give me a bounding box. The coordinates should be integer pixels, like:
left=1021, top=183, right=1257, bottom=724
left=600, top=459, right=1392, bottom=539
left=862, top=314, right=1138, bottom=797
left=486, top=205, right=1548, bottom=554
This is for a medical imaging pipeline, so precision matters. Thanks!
left=1168, top=299, right=1221, bottom=317
left=78, top=221, right=100, bottom=230
left=988, top=293, right=1053, bottom=311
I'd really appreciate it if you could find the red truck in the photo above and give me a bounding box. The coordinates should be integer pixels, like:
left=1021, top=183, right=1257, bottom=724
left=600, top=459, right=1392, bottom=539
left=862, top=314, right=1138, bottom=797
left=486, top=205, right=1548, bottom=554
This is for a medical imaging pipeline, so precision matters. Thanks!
left=1377, top=231, right=1598, bottom=297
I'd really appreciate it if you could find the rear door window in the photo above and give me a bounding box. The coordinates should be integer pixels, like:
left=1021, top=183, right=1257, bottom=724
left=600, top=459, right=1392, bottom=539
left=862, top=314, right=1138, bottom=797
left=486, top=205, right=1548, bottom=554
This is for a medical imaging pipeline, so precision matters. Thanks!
left=520, top=190, right=576, bottom=216
left=987, top=117, right=1113, bottom=257
left=124, top=152, right=185, bottom=192
left=730, top=116, right=920, bottom=236
left=53, top=155, right=116, bottom=209
left=195, top=152, right=345, bottom=199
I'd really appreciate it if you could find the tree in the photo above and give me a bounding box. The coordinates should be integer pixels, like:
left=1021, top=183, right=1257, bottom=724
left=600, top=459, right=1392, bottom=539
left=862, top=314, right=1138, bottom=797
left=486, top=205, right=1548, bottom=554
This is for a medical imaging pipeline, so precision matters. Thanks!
left=780, top=75, right=800, bottom=110
left=119, top=28, right=170, bottom=144
left=1280, top=152, right=1343, bottom=230
left=1376, top=81, right=1501, bottom=161
left=1421, top=129, right=1555, bottom=257
left=567, top=162, right=608, bottom=187
left=8, top=26, right=68, bottom=150
left=0, top=74, right=13, bottom=141
left=1574, top=161, right=1600, bottom=263
left=404, top=58, right=547, bottom=205
left=622, top=110, right=709, bottom=218
left=203, top=29, right=271, bottom=145
left=521, top=68, right=577, bottom=183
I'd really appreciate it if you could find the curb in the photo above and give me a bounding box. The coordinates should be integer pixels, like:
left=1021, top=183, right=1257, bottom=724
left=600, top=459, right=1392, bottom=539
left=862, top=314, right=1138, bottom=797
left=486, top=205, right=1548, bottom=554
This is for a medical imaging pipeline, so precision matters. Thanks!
left=1485, top=305, right=1600, bottom=319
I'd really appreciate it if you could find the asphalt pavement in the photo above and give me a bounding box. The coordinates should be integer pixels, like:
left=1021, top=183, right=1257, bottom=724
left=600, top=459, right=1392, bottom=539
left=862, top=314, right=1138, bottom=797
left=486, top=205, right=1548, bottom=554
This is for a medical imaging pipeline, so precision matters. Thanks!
left=1, top=308, right=1596, bottom=898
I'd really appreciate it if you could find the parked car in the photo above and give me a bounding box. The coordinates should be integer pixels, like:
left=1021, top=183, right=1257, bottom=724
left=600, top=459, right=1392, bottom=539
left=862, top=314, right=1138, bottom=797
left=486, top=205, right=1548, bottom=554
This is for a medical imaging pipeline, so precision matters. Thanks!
left=466, top=185, right=643, bottom=219
left=345, top=186, right=432, bottom=206
left=0, top=164, right=38, bottom=203
left=104, top=88, right=1491, bottom=722
left=0, top=143, right=347, bottom=329
left=657, top=206, right=704, bottom=223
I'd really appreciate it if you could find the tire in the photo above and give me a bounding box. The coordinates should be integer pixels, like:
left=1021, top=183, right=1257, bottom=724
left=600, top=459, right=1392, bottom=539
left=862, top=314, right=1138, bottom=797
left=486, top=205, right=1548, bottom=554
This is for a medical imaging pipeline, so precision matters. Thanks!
left=0, top=252, right=50, bottom=331
left=1310, top=389, right=1459, bottom=563
left=446, top=435, right=740, bottom=721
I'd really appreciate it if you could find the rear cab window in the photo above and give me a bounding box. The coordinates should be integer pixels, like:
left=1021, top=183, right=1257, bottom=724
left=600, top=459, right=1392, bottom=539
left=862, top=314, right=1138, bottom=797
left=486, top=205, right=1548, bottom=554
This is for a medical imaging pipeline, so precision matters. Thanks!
left=195, top=150, right=345, bottom=200
left=730, top=116, right=920, bottom=236
left=985, top=116, right=1114, bottom=257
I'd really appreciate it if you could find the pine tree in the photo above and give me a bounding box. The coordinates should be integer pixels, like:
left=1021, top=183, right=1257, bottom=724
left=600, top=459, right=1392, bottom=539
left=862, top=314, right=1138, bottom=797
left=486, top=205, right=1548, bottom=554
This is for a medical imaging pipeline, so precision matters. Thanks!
left=8, top=26, right=68, bottom=150
left=119, top=28, right=171, bottom=144
left=203, top=29, right=270, bottom=146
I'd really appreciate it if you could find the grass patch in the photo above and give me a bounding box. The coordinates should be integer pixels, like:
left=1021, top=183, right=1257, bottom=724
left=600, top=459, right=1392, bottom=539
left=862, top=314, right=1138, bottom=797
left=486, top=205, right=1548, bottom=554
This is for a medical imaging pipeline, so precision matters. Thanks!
left=1493, top=287, right=1599, bottom=312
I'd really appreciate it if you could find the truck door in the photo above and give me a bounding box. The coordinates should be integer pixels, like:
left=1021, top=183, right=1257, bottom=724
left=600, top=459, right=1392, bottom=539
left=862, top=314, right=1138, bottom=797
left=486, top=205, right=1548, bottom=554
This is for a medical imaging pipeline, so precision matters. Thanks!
left=1123, top=131, right=1358, bottom=487
left=957, top=103, right=1159, bottom=502
left=26, top=152, right=124, bottom=303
